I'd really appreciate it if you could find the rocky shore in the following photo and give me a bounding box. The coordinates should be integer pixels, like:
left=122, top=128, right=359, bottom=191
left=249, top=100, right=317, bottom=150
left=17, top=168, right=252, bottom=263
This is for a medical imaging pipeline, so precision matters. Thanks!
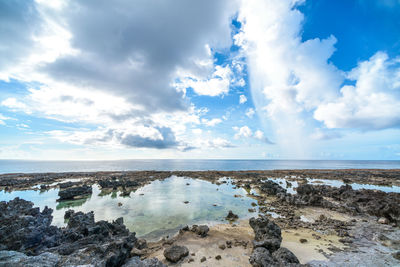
left=0, top=169, right=399, bottom=266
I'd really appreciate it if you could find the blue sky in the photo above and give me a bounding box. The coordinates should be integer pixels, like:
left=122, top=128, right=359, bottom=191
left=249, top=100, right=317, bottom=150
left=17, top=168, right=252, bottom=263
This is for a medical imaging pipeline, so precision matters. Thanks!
left=0, top=0, right=399, bottom=160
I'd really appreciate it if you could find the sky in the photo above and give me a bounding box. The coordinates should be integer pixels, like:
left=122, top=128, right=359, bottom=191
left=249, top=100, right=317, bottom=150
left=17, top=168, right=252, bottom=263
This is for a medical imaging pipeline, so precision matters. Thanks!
left=0, top=0, right=399, bottom=160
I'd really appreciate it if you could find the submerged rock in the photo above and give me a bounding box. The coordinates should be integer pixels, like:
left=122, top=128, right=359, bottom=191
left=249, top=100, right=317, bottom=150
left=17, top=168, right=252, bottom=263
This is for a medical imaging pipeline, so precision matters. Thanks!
left=163, top=245, right=189, bottom=263
left=57, top=185, right=92, bottom=201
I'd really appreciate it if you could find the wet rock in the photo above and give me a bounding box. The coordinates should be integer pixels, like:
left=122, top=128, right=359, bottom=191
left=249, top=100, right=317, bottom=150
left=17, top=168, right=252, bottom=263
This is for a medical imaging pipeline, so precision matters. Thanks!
left=249, top=216, right=282, bottom=252
left=183, top=201, right=189, bottom=204
left=57, top=185, right=92, bottom=201
left=163, top=245, right=189, bottom=263
left=226, top=210, right=239, bottom=221
left=191, top=225, right=209, bottom=237
left=249, top=208, right=256, bottom=212
left=215, top=255, right=222, bottom=260
left=200, top=256, right=206, bottom=262
left=272, top=247, right=300, bottom=265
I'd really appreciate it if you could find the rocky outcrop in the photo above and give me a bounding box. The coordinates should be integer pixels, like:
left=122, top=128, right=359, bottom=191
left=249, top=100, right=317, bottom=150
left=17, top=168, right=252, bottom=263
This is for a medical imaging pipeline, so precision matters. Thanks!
left=226, top=210, right=239, bottom=221
left=249, top=216, right=302, bottom=267
left=57, top=185, right=92, bottom=201
left=250, top=217, right=282, bottom=252
left=163, top=245, right=189, bottom=263
left=190, top=225, right=209, bottom=237
left=0, top=198, right=160, bottom=267
left=0, top=197, right=62, bottom=254
left=260, top=180, right=287, bottom=195
left=98, top=180, right=139, bottom=189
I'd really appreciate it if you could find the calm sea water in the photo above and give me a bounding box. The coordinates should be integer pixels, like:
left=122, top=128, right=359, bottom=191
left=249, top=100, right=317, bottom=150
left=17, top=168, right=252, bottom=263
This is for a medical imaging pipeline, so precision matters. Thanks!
left=0, top=159, right=399, bottom=174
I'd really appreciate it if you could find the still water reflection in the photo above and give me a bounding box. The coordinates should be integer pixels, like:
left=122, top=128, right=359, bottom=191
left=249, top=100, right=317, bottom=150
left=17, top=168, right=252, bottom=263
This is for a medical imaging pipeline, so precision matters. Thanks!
left=0, top=176, right=257, bottom=240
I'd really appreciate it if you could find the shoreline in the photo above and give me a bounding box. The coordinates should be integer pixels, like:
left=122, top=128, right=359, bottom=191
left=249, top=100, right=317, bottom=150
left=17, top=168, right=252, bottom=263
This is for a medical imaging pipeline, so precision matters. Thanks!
left=0, top=169, right=399, bottom=266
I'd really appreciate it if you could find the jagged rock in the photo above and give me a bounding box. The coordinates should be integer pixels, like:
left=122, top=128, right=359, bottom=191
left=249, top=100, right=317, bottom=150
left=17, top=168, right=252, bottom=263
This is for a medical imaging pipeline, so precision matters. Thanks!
left=226, top=210, right=239, bottom=221
left=249, top=217, right=282, bottom=252
left=98, top=180, right=139, bottom=189
left=191, top=225, right=209, bottom=237
left=260, top=180, right=287, bottom=195
left=0, top=198, right=62, bottom=254
left=249, top=247, right=277, bottom=267
left=57, top=185, right=92, bottom=200
left=0, top=198, right=138, bottom=266
left=272, top=247, right=300, bottom=265
left=163, top=245, right=189, bottom=263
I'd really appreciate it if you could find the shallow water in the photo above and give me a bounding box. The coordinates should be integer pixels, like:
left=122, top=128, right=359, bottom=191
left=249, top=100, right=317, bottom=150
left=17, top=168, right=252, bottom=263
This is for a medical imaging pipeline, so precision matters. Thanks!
left=0, top=176, right=257, bottom=240
left=266, top=177, right=400, bottom=194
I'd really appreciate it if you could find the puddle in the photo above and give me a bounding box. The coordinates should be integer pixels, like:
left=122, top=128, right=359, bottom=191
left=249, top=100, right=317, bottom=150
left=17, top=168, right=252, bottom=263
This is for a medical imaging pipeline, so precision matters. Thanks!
left=265, top=177, right=400, bottom=194
left=0, top=176, right=257, bottom=240
left=306, top=178, right=400, bottom=193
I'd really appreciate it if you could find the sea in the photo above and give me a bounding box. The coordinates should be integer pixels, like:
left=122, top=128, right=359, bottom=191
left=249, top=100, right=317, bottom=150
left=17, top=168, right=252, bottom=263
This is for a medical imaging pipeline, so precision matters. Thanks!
left=0, top=159, right=399, bottom=174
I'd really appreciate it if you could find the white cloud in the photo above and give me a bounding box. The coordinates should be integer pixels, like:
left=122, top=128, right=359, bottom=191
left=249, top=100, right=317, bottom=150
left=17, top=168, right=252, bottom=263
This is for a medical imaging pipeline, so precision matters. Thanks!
left=234, top=126, right=274, bottom=144
left=234, top=126, right=252, bottom=139
left=235, top=0, right=400, bottom=157
left=245, top=108, right=255, bottom=118
left=314, top=52, right=400, bottom=130
left=239, top=94, right=247, bottom=104
left=0, top=0, right=238, bottom=150
left=0, top=114, right=11, bottom=125
left=201, top=118, right=223, bottom=127
left=176, top=65, right=232, bottom=96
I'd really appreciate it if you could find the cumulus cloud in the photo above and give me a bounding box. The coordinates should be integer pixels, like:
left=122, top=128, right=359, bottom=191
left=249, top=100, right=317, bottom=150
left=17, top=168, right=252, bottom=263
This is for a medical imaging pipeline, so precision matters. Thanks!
left=314, top=52, right=400, bottom=130
left=176, top=65, right=232, bottom=96
left=234, top=126, right=274, bottom=144
left=239, top=95, right=247, bottom=104
left=236, top=0, right=400, bottom=157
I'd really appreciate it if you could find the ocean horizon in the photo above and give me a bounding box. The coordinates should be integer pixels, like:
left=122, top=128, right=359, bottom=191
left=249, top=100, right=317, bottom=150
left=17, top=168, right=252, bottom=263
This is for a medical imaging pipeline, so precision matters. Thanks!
left=0, top=159, right=399, bottom=174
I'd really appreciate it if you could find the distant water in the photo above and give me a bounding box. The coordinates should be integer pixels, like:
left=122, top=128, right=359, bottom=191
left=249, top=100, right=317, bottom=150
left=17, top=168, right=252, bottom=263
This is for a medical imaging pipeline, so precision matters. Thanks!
left=0, top=159, right=399, bottom=174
